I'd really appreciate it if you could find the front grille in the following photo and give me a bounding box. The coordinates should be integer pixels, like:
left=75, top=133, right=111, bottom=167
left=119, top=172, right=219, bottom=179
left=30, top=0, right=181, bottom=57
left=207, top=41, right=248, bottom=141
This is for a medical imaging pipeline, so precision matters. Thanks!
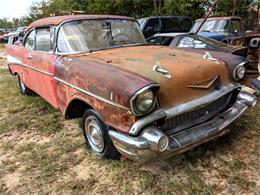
left=164, top=92, right=232, bottom=134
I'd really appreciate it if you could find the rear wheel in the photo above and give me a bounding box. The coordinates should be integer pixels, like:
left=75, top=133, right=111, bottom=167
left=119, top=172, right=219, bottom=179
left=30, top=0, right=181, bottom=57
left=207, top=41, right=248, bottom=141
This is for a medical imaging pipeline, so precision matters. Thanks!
left=82, top=109, right=120, bottom=159
left=17, top=75, right=32, bottom=95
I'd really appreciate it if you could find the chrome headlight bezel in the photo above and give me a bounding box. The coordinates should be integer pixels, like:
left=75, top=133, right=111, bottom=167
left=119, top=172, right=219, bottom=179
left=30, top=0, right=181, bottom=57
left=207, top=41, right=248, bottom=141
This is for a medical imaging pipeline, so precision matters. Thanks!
left=233, top=62, right=247, bottom=81
left=130, top=84, right=160, bottom=116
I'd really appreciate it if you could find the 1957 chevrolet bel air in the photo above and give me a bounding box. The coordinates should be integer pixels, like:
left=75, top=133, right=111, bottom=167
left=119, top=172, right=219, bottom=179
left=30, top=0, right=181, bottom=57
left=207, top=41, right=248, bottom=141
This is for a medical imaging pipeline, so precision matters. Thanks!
left=6, top=15, right=257, bottom=162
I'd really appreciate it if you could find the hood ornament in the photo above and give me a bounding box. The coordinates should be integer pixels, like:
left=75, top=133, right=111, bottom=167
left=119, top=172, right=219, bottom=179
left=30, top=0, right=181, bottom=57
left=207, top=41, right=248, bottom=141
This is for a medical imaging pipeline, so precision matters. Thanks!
left=203, top=52, right=220, bottom=64
left=153, top=61, right=172, bottom=79
left=187, top=75, right=219, bottom=89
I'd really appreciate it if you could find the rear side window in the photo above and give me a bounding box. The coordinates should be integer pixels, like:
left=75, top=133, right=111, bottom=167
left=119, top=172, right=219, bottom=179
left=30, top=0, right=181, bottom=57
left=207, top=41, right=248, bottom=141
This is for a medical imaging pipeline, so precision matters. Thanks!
left=231, top=20, right=241, bottom=33
left=144, top=18, right=160, bottom=31
left=179, top=18, right=192, bottom=31
left=161, top=18, right=181, bottom=32
left=35, top=27, right=52, bottom=52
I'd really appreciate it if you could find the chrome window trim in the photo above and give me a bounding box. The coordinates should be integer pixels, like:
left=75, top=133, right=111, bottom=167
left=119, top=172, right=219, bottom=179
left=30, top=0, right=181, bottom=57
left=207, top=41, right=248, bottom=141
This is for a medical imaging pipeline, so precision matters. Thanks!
left=53, top=18, right=143, bottom=55
left=7, top=55, right=54, bottom=76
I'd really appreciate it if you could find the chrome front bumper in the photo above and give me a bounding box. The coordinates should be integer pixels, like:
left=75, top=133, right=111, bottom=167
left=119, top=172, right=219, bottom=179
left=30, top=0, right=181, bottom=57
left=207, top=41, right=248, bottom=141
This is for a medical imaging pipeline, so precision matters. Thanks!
left=109, top=90, right=257, bottom=162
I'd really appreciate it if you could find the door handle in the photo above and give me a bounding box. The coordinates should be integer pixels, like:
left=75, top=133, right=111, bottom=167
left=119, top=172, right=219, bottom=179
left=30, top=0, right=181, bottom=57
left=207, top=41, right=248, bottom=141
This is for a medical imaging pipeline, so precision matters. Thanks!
left=27, top=54, right=33, bottom=59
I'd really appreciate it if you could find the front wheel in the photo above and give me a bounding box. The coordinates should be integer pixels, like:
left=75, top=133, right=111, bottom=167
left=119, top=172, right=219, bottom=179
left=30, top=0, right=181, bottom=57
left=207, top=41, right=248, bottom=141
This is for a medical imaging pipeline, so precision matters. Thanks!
left=17, top=75, right=33, bottom=95
left=82, top=109, right=120, bottom=159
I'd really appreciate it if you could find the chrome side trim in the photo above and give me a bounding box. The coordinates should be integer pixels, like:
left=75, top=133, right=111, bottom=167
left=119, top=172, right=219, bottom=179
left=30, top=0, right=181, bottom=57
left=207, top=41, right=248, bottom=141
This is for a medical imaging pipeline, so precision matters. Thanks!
left=8, top=55, right=129, bottom=110
left=7, top=55, right=54, bottom=76
left=129, top=84, right=240, bottom=135
left=54, top=77, right=129, bottom=110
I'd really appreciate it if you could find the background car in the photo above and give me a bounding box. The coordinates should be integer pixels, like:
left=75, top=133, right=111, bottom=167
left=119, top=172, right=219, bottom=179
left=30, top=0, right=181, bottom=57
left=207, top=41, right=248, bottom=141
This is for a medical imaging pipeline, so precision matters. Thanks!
left=137, top=16, right=193, bottom=38
left=8, top=27, right=27, bottom=45
left=0, top=28, right=7, bottom=42
left=147, top=33, right=249, bottom=80
left=147, top=33, right=248, bottom=57
left=189, top=16, right=246, bottom=43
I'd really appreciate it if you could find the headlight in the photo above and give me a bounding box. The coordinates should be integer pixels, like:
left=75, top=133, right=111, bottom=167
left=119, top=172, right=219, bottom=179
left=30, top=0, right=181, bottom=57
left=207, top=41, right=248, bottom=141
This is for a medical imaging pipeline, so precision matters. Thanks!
left=233, top=62, right=246, bottom=81
left=236, top=66, right=245, bottom=80
left=130, top=84, right=159, bottom=116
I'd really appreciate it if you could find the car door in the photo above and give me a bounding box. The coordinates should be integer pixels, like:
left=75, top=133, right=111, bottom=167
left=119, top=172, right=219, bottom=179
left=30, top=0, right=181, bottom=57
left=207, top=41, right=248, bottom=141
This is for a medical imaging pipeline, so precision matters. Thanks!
left=24, top=26, right=59, bottom=109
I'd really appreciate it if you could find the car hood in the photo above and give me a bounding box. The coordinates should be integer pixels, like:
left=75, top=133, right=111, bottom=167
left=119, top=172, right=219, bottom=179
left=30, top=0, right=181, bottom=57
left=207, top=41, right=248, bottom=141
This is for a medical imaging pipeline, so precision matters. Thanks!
left=177, top=48, right=248, bottom=74
left=76, top=45, right=232, bottom=109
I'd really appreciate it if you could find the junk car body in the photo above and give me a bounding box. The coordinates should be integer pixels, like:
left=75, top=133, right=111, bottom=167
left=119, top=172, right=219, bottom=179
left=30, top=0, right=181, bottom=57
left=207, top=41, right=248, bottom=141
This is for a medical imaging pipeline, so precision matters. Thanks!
left=147, top=33, right=249, bottom=77
left=6, top=15, right=257, bottom=162
left=190, top=16, right=245, bottom=43
left=228, top=34, right=260, bottom=75
left=137, top=16, right=192, bottom=38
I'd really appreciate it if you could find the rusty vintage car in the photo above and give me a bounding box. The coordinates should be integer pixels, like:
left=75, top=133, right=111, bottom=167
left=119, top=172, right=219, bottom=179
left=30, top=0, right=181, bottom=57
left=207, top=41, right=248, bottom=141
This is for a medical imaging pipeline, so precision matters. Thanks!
left=6, top=15, right=257, bottom=162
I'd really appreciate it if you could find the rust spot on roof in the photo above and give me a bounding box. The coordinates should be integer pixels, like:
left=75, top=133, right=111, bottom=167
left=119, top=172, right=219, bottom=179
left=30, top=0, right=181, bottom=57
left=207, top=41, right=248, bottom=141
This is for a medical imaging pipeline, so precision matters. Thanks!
left=27, top=15, right=134, bottom=30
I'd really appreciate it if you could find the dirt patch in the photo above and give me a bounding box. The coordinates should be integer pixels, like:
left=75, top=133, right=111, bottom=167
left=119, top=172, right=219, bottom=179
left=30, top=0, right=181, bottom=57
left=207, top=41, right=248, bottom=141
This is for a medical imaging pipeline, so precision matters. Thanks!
left=2, top=172, right=21, bottom=189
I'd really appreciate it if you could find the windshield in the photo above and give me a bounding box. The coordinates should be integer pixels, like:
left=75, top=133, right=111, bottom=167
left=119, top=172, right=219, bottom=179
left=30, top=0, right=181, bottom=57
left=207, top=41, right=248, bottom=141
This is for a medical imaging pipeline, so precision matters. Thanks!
left=177, top=35, right=230, bottom=49
left=190, top=19, right=229, bottom=33
left=57, top=19, right=146, bottom=53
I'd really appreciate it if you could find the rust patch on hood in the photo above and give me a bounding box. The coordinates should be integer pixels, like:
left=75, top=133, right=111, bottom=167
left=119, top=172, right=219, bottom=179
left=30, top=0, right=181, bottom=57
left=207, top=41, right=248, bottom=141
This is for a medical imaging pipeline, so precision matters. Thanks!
left=74, top=45, right=231, bottom=109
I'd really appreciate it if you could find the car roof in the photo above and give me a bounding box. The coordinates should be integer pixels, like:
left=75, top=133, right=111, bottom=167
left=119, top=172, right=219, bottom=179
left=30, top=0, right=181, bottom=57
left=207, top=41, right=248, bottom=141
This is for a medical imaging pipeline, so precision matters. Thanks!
left=196, top=16, right=241, bottom=21
left=27, top=15, right=134, bottom=30
left=138, top=16, right=191, bottom=20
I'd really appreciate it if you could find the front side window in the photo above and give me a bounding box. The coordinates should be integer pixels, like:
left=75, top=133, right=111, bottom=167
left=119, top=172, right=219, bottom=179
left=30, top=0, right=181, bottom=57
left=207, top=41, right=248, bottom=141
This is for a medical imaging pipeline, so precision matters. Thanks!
left=144, top=18, right=160, bottom=32
left=231, top=20, right=241, bottom=33
left=161, top=18, right=181, bottom=32
left=25, top=30, right=36, bottom=51
left=57, top=19, right=146, bottom=53
left=179, top=18, right=193, bottom=31
left=35, top=27, right=52, bottom=52
left=25, top=27, right=53, bottom=52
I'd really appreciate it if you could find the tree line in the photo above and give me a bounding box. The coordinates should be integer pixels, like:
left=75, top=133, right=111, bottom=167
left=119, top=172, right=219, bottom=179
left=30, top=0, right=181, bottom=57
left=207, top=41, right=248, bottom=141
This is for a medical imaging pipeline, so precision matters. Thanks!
left=0, top=0, right=259, bottom=30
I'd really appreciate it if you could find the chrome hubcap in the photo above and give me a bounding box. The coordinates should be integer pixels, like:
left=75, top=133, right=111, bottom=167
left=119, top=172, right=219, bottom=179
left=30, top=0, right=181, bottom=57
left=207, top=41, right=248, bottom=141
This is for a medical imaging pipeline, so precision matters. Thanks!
left=85, top=116, right=104, bottom=153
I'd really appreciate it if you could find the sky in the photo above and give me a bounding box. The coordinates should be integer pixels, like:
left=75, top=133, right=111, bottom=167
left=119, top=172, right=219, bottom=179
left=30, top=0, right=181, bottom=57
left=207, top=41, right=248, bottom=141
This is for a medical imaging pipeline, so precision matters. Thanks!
left=0, top=0, right=42, bottom=20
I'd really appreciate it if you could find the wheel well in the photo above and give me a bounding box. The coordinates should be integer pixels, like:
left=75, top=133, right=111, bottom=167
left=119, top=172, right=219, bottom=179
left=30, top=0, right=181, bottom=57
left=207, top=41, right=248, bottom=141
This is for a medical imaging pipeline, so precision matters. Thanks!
left=65, top=99, right=92, bottom=119
left=222, top=39, right=229, bottom=44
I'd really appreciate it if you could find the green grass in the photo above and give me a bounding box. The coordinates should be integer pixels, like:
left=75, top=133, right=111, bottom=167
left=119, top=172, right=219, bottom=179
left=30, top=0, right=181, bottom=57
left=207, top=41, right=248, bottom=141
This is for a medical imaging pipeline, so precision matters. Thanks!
left=0, top=54, right=259, bottom=194
left=0, top=43, right=5, bottom=50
